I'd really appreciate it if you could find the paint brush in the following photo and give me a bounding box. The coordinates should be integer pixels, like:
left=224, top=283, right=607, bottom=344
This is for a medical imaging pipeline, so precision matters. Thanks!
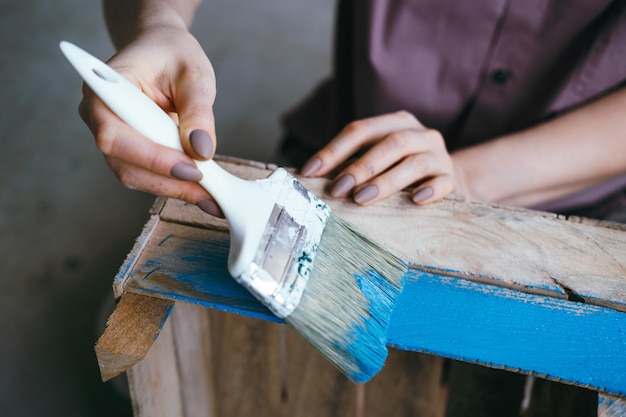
left=60, top=41, right=407, bottom=383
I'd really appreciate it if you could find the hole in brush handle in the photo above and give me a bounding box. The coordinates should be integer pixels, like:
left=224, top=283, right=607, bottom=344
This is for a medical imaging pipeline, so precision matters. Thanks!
left=92, top=68, right=118, bottom=83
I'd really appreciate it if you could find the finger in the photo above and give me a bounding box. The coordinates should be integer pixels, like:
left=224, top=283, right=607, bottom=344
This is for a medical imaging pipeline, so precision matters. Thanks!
left=350, top=152, right=439, bottom=205
left=329, top=128, right=440, bottom=197
left=171, top=61, right=217, bottom=161
left=301, top=111, right=421, bottom=177
left=411, top=175, right=455, bottom=205
left=108, top=158, right=223, bottom=217
left=78, top=84, right=101, bottom=135
left=106, top=156, right=211, bottom=204
left=83, top=87, right=203, bottom=180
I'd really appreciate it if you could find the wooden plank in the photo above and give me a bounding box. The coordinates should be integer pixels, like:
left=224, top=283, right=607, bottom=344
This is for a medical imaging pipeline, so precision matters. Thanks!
left=123, top=222, right=626, bottom=397
left=113, top=214, right=162, bottom=298
left=125, top=302, right=219, bottom=417
left=282, top=324, right=358, bottom=417
left=599, top=394, right=626, bottom=417
left=114, top=157, right=626, bottom=416
left=126, top=309, right=184, bottom=417
left=169, top=302, right=217, bottom=417
left=363, top=350, right=446, bottom=417
left=117, top=296, right=447, bottom=417
left=153, top=159, right=626, bottom=312
left=126, top=221, right=277, bottom=322
left=388, top=272, right=626, bottom=396
left=206, top=310, right=282, bottom=416
left=95, top=292, right=174, bottom=381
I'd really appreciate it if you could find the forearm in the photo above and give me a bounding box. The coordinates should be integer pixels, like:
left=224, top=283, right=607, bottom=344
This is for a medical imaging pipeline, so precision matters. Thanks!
left=103, top=0, right=202, bottom=49
left=453, top=86, right=626, bottom=208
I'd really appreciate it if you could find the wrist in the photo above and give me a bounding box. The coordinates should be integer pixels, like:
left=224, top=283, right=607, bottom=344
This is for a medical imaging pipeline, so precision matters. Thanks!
left=451, top=154, right=473, bottom=201
left=138, top=1, right=190, bottom=32
left=105, top=0, right=197, bottom=49
left=451, top=146, right=502, bottom=204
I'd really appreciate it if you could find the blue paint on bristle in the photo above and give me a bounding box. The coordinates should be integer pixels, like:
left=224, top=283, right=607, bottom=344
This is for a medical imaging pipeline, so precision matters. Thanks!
left=342, top=269, right=404, bottom=383
left=286, top=214, right=407, bottom=383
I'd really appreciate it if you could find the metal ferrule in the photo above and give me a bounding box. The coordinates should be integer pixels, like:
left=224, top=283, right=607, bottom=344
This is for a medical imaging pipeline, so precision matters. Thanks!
left=233, top=169, right=330, bottom=318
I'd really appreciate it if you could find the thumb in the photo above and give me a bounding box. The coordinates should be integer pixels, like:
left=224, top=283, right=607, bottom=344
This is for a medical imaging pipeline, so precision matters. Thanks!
left=174, top=71, right=218, bottom=161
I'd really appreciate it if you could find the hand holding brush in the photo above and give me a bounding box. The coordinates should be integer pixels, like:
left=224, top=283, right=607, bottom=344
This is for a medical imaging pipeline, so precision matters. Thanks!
left=62, top=41, right=407, bottom=383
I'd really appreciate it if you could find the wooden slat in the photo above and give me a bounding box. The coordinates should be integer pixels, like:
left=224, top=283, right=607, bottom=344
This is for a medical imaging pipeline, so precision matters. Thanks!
left=126, top=308, right=183, bottom=417
left=364, top=350, right=446, bottom=417
left=95, top=292, right=174, bottom=381
left=152, top=159, right=626, bottom=311
left=387, top=272, right=626, bottom=396
left=599, top=394, right=626, bottom=417
left=282, top=324, right=358, bottom=417
left=169, top=302, right=217, bottom=417
left=122, top=220, right=626, bottom=396
left=126, top=221, right=276, bottom=321
left=113, top=214, right=162, bottom=298
left=126, top=302, right=219, bottom=417
left=206, top=310, right=282, bottom=416
left=122, top=300, right=449, bottom=417
left=110, top=157, right=626, bottom=417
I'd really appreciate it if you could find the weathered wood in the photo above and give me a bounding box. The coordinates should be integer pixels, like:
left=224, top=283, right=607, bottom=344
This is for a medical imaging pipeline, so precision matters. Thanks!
left=282, top=323, right=358, bottom=417
left=108, top=157, right=626, bottom=416
left=95, top=292, right=174, bottom=382
left=121, top=300, right=448, bottom=417
left=388, top=272, right=626, bottom=396
left=170, top=302, right=216, bottom=417
left=150, top=159, right=626, bottom=312
left=113, top=214, right=162, bottom=299
left=599, top=394, right=626, bottom=417
left=364, top=350, right=446, bottom=417
left=518, top=375, right=598, bottom=417
left=207, top=310, right=282, bottom=416
left=125, top=221, right=276, bottom=321
left=121, top=220, right=626, bottom=395
left=126, top=306, right=183, bottom=417
left=126, top=302, right=217, bottom=417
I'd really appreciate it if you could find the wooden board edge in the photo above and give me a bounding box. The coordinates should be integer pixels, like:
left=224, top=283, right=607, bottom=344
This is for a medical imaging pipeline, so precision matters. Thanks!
left=113, top=214, right=161, bottom=299
left=95, top=292, right=174, bottom=382
left=126, top=312, right=184, bottom=417
left=149, top=196, right=168, bottom=216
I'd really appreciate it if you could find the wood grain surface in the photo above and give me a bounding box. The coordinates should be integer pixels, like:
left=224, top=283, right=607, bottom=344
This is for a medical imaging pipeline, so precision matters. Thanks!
left=104, top=157, right=626, bottom=416
left=95, top=292, right=174, bottom=382
left=152, top=158, right=626, bottom=311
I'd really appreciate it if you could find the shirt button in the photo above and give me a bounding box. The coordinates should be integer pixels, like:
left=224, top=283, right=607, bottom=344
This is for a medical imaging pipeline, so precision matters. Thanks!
left=491, top=69, right=512, bottom=85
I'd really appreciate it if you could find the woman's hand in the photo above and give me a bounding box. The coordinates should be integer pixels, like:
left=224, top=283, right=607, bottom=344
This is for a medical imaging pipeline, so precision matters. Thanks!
left=78, top=25, right=222, bottom=216
left=300, top=111, right=460, bottom=205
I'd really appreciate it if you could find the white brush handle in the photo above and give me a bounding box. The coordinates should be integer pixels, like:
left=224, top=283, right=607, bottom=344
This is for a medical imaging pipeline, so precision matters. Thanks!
left=60, top=41, right=275, bottom=277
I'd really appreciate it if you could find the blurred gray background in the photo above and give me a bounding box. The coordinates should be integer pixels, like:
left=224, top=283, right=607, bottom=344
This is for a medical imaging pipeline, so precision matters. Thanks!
left=0, top=1, right=333, bottom=415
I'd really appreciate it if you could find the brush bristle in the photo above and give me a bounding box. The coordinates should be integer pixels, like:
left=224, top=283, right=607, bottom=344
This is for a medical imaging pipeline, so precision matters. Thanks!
left=285, top=214, right=407, bottom=383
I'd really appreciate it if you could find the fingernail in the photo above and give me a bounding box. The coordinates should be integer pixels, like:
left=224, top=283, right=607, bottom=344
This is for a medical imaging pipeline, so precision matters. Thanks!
left=301, top=157, right=322, bottom=177
left=354, top=184, right=379, bottom=204
left=171, top=162, right=202, bottom=182
left=189, top=129, right=213, bottom=159
left=330, top=174, right=356, bottom=197
left=197, top=199, right=224, bottom=218
left=412, top=186, right=434, bottom=203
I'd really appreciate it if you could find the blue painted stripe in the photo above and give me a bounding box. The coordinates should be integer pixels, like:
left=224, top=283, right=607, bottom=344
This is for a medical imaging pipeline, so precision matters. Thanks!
left=129, top=232, right=282, bottom=323
left=388, top=270, right=626, bottom=396
left=127, top=231, right=626, bottom=395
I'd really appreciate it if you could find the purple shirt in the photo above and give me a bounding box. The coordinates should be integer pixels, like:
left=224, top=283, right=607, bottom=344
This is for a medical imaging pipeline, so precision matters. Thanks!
left=282, top=0, right=626, bottom=210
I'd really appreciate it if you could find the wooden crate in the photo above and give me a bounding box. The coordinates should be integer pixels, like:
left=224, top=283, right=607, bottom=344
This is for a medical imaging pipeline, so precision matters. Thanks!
left=97, top=157, right=626, bottom=417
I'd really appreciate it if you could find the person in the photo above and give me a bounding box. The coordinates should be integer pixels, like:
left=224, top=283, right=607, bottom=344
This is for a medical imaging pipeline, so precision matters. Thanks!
left=79, top=0, right=626, bottom=415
